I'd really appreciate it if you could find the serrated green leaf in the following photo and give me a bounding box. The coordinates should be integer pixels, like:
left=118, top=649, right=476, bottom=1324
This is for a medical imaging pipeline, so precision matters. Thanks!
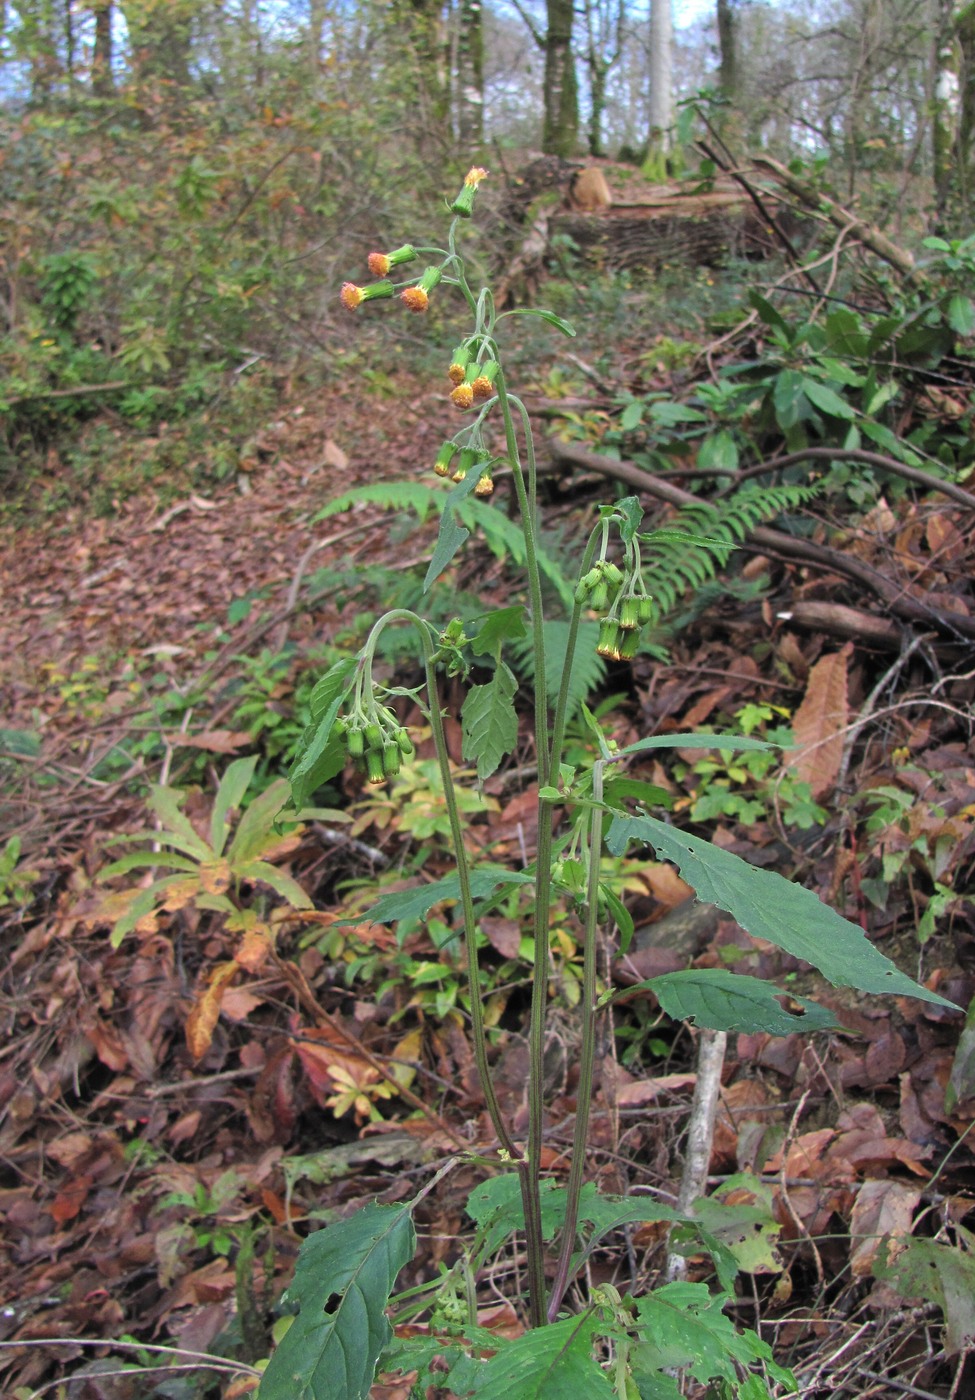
left=350, top=866, right=534, bottom=925
left=259, top=1201, right=416, bottom=1400
left=461, top=664, right=518, bottom=782
left=645, top=969, right=838, bottom=1035
left=289, top=659, right=357, bottom=810
left=632, top=1282, right=776, bottom=1386
left=471, top=1312, right=614, bottom=1399
left=606, top=814, right=957, bottom=1008
left=470, top=605, right=528, bottom=657
left=424, top=511, right=470, bottom=590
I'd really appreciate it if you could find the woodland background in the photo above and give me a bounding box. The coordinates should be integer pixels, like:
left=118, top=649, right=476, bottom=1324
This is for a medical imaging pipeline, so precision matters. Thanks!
left=2, top=1, right=975, bottom=1397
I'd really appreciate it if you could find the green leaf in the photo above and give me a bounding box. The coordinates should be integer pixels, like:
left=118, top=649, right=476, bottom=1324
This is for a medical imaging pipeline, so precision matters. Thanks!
left=620, top=400, right=645, bottom=431
left=424, top=512, right=469, bottom=590
left=424, top=470, right=484, bottom=590
left=648, top=400, right=708, bottom=426
left=470, top=605, right=528, bottom=657
left=146, top=785, right=213, bottom=860
left=259, top=1201, right=416, bottom=1400
left=697, top=429, right=739, bottom=473
left=860, top=417, right=921, bottom=464
left=946, top=994, right=975, bottom=1114
left=511, top=620, right=606, bottom=722
left=801, top=377, right=856, bottom=420
left=210, top=755, right=258, bottom=857
left=643, top=969, right=839, bottom=1035
left=471, top=1312, right=614, bottom=1399
left=947, top=293, right=975, bottom=336
left=772, top=369, right=806, bottom=430
left=686, top=1194, right=784, bottom=1274
left=632, top=1282, right=777, bottom=1386
left=875, top=1236, right=975, bottom=1355
left=235, top=859, right=312, bottom=910
left=599, top=883, right=634, bottom=955
left=461, top=663, right=518, bottom=781
left=351, top=866, right=534, bottom=924
left=230, top=778, right=293, bottom=863
left=606, top=814, right=957, bottom=1008
left=310, top=481, right=444, bottom=527
left=617, top=731, right=778, bottom=758
left=289, top=659, right=357, bottom=811
left=748, top=290, right=789, bottom=336
left=502, top=306, right=576, bottom=336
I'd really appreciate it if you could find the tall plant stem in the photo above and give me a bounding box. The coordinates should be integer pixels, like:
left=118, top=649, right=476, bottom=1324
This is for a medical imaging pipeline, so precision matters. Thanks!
left=547, top=759, right=604, bottom=1320
left=363, top=611, right=517, bottom=1161
left=494, top=367, right=552, bottom=1327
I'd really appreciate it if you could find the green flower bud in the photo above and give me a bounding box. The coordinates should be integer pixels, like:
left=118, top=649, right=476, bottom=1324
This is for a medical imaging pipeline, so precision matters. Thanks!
left=600, top=561, right=624, bottom=587
left=449, top=166, right=488, bottom=218
left=636, top=595, right=655, bottom=626
left=396, top=729, right=415, bottom=757
left=346, top=726, right=364, bottom=757
left=382, top=744, right=401, bottom=777
left=590, top=581, right=610, bottom=613
left=618, top=628, right=642, bottom=661
left=597, top=619, right=622, bottom=659
left=366, top=750, right=386, bottom=784
left=619, top=595, right=641, bottom=630
left=364, top=722, right=385, bottom=751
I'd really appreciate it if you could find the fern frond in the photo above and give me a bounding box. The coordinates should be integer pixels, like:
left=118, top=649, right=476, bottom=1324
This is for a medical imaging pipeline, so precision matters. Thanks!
left=511, top=620, right=606, bottom=721
left=640, top=481, right=821, bottom=625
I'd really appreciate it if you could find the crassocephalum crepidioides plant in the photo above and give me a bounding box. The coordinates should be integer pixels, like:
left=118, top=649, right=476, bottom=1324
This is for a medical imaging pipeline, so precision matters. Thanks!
left=262, top=167, right=959, bottom=1400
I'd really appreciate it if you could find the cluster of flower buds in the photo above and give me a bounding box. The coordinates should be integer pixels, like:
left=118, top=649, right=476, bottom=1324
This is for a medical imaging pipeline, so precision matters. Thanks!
left=576, top=559, right=653, bottom=662
left=446, top=345, right=499, bottom=409
left=336, top=706, right=415, bottom=785
left=432, top=442, right=494, bottom=495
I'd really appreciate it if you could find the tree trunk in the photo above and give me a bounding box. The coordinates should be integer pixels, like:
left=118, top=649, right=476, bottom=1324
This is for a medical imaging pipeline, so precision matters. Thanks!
left=391, top=0, right=451, bottom=129
left=646, top=0, right=673, bottom=171
left=716, top=0, right=738, bottom=102
left=123, top=0, right=194, bottom=88
left=588, top=57, right=608, bottom=156
left=455, top=0, right=484, bottom=146
left=933, top=0, right=966, bottom=222
left=91, top=0, right=114, bottom=96
left=543, top=0, right=578, bottom=156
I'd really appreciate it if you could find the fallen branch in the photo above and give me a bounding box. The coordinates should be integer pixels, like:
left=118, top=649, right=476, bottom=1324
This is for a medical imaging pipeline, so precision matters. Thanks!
left=548, top=439, right=975, bottom=642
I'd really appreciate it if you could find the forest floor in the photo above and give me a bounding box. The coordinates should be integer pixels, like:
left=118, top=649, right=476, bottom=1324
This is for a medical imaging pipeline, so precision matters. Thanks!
left=2, top=373, right=975, bottom=1399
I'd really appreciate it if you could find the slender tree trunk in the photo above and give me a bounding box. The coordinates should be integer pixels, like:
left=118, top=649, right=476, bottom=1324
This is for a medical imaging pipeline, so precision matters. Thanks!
left=455, top=0, right=484, bottom=146
left=91, top=0, right=114, bottom=96
left=122, top=0, right=194, bottom=88
left=588, top=57, right=608, bottom=155
left=543, top=0, right=578, bottom=156
left=646, top=0, right=673, bottom=173
left=716, top=0, right=738, bottom=102
left=391, top=0, right=451, bottom=129
left=308, top=0, right=326, bottom=84
left=933, top=0, right=965, bottom=222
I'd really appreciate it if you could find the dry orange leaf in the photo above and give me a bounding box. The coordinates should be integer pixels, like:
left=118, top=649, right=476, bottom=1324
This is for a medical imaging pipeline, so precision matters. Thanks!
left=849, top=1178, right=921, bottom=1277
left=786, top=642, right=852, bottom=798
left=185, top=961, right=238, bottom=1060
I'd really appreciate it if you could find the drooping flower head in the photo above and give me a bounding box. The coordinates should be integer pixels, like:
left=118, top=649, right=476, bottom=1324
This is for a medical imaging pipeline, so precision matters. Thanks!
left=367, top=244, right=417, bottom=277
left=401, top=264, right=443, bottom=313
left=448, top=342, right=472, bottom=385
left=450, top=166, right=489, bottom=219
left=471, top=358, right=499, bottom=401
left=340, top=280, right=394, bottom=311
left=450, top=382, right=474, bottom=410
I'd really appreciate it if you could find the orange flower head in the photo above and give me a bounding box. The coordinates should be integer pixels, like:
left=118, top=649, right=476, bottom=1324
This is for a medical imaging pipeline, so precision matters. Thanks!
left=341, top=282, right=365, bottom=310
left=464, top=166, right=489, bottom=188
left=471, top=376, right=494, bottom=401
left=475, top=474, right=494, bottom=496
left=448, top=362, right=467, bottom=385
left=367, top=244, right=416, bottom=278
left=401, top=286, right=429, bottom=312
left=450, top=383, right=474, bottom=410
left=367, top=252, right=391, bottom=276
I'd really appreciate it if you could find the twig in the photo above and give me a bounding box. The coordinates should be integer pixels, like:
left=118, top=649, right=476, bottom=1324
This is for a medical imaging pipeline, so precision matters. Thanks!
left=664, top=1027, right=728, bottom=1283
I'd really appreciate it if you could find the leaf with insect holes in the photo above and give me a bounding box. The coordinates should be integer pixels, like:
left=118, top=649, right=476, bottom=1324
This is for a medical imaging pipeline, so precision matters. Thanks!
left=461, top=663, right=518, bottom=781
left=606, top=813, right=957, bottom=1009
left=259, top=1201, right=416, bottom=1400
